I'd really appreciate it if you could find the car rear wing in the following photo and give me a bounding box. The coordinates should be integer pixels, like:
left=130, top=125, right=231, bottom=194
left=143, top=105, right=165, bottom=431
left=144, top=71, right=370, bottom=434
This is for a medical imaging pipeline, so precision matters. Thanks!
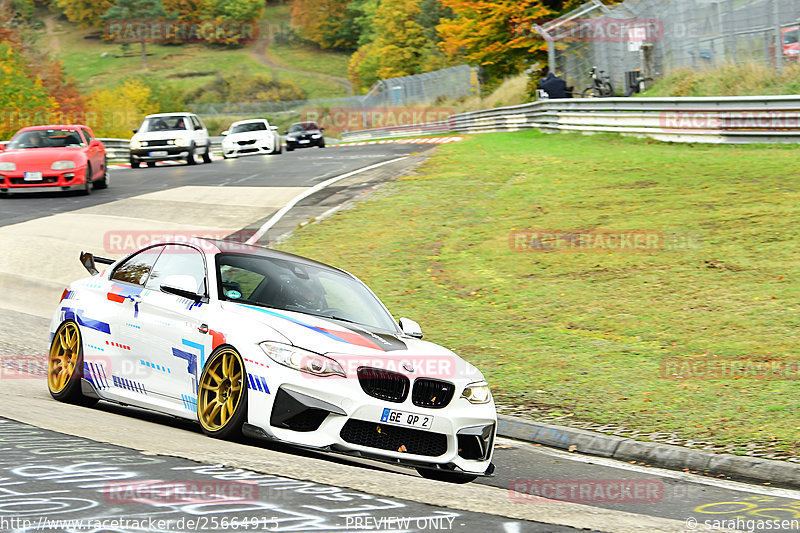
left=80, top=251, right=115, bottom=275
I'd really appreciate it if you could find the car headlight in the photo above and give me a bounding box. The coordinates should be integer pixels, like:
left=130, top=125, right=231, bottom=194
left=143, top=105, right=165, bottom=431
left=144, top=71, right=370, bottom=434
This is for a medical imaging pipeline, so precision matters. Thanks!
left=174, top=138, right=187, bottom=147
left=311, top=134, right=321, bottom=138
left=461, top=381, right=492, bottom=404
left=51, top=160, right=75, bottom=170
left=130, top=140, right=142, bottom=150
left=260, top=342, right=345, bottom=377
left=0, top=162, right=15, bottom=171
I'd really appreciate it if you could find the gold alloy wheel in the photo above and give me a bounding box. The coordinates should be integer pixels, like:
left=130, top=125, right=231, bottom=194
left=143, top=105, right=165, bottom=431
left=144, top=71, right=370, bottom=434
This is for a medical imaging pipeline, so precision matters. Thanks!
left=198, top=348, right=245, bottom=432
left=48, top=322, right=81, bottom=394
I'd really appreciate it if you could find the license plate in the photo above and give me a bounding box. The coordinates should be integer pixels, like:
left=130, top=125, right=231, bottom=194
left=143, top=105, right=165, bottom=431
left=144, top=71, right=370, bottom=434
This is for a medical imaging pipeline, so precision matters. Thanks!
left=149, top=151, right=168, bottom=157
left=298, top=140, right=309, bottom=144
left=380, top=408, right=432, bottom=430
left=24, top=172, right=42, bottom=181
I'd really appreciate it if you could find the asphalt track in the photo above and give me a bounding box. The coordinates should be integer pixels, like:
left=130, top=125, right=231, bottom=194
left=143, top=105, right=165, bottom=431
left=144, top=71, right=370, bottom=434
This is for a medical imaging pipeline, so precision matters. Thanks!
left=1, top=143, right=798, bottom=532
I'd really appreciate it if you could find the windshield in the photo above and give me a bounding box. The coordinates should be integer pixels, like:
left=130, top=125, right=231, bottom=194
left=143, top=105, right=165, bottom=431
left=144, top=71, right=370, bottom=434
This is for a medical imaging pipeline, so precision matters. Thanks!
left=784, top=29, right=798, bottom=45
left=289, top=122, right=318, bottom=133
left=140, top=116, right=190, bottom=132
left=231, top=122, right=267, bottom=134
left=7, top=129, right=84, bottom=149
left=216, top=253, right=398, bottom=333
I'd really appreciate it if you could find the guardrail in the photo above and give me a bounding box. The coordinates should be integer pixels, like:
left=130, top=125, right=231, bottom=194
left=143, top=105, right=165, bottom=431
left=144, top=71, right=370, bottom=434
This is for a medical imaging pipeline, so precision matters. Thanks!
left=340, top=96, right=800, bottom=144
left=99, top=137, right=224, bottom=162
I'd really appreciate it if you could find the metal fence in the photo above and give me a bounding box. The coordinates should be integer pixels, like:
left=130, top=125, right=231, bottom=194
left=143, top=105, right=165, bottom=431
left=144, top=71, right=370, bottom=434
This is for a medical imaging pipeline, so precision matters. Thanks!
left=535, top=0, right=800, bottom=97
left=340, top=95, right=800, bottom=144
left=188, top=64, right=480, bottom=127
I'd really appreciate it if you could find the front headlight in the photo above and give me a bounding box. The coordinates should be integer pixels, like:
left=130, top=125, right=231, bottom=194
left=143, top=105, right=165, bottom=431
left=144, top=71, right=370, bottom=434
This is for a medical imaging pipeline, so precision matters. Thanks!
left=51, top=160, right=75, bottom=170
left=130, top=140, right=141, bottom=150
left=311, top=134, right=321, bottom=138
left=0, top=162, right=15, bottom=171
left=461, top=381, right=492, bottom=404
left=260, top=342, right=345, bottom=377
left=174, top=138, right=187, bottom=147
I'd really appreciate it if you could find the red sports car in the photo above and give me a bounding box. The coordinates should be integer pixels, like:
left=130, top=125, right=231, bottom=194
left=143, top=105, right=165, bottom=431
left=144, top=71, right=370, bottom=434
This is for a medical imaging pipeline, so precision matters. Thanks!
left=0, top=125, right=108, bottom=196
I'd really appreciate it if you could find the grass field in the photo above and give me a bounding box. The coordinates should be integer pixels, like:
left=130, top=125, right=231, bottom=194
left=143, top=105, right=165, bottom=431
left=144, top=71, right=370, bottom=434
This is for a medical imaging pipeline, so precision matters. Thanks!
left=278, top=131, right=800, bottom=455
left=41, top=14, right=350, bottom=99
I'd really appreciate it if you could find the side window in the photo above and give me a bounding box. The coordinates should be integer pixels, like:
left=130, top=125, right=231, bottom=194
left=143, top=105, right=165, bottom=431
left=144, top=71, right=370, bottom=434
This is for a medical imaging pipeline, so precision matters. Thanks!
left=145, top=245, right=207, bottom=295
left=191, top=116, right=202, bottom=131
left=111, top=246, right=164, bottom=286
left=82, top=128, right=94, bottom=142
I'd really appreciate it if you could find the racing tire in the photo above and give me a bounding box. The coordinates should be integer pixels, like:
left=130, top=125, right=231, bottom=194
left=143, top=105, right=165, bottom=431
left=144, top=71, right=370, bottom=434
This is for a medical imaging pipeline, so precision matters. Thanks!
left=80, top=165, right=92, bottom=196
left=415, top=468, right=478, bottom=484
left=47, top=320, right=98, bottom=406
left=202, top=145, right=212, bottom=164
left=286, top=144, right=294, bottom=152
left=197, top=346, right=248, bottom=440
left=318, top=141, right=325, bottom=148
left=147, top=162, right=156, bottom=168
left=130, top=158, right=140, bottom=169
left=94, top=158, right=109, bottom=189
left=186, top=146, right=196, bottom=165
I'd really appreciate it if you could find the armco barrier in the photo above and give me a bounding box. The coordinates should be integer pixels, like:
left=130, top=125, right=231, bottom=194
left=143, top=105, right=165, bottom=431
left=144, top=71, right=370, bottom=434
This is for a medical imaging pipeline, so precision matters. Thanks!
left=340, top=96, right=800, bottom=144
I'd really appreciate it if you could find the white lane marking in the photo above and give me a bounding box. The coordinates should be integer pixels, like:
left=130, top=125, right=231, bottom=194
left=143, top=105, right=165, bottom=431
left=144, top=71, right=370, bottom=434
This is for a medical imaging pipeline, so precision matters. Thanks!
left=245, top=156, right=409, bottom=245
left=497, top=437, right=800, bottom=500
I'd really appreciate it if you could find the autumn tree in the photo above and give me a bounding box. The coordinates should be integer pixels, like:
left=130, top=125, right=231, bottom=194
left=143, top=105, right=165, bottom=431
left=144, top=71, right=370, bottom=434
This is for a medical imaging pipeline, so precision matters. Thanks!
left=290, top=0, right=357, bottom=49
left=102, top=0, right=168, bottom=67
left=52, top=0, right=116, bottom=28
left=348, top=0, right=430, bottom=90
left=0, top=41, right=58, bottom=138
left=87, top=79, right=160, bottom=137
left=437, top=0, right=586, bottom=83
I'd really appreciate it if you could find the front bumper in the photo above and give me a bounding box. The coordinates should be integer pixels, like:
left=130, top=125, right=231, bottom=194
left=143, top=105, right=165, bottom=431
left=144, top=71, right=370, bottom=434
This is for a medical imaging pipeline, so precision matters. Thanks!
left=0, top=167, right=87, bottom=192
left=130, top=147, right=189, bottom=162
left=245, top=370, right=496, bottom=476
left=222, top=140, right=273, bottom=157
left=286, top=137, right=323, bottom=148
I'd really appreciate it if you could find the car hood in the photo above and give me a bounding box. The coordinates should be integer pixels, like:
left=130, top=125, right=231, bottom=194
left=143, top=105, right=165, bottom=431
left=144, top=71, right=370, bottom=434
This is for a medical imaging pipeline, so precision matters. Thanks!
left=222, top=301, right=481, bottom=380
left=0, top=148, right=85, bottom=170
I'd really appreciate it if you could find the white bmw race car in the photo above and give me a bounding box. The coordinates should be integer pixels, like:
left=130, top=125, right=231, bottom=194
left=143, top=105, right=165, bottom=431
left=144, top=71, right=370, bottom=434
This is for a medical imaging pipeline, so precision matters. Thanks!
left=221, top=119, right=282, bottom=158
left=47, top=239, right=496, bottom=482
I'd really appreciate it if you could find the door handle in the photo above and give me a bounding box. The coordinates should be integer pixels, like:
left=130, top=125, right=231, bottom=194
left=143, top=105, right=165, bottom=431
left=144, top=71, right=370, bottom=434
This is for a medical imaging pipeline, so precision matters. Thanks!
left=198, top=323, right=209, bottom=334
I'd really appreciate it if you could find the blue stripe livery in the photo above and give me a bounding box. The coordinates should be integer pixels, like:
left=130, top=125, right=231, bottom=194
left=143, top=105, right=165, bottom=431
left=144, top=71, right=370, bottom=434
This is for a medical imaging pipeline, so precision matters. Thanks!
left=247, top=374, right=270, bottom=394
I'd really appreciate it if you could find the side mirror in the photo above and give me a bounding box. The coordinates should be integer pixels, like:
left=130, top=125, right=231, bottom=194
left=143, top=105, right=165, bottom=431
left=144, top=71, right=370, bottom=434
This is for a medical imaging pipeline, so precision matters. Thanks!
left=160, top=275, right=204, bottom=302
left=89, top=139, right=102, bottom=148
left=132, top=129, right=138, bottom=134
left=269, top=125, right=278, bottom=131
left=319, top=127, right=325, bottom=131
left=221, top=130, right=229, bottom=136
left=398, top=317, right=423, bottom=339
left=282, top=131, right=288, bottom=135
